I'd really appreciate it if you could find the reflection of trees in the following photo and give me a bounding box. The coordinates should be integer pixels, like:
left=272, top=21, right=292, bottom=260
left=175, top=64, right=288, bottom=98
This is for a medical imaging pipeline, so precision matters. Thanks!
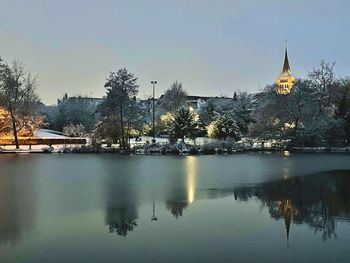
left=165, top=156, right=197, bottom=219
left=234, top=170, right=350, bottom=240
left=105, top=207, right=138, bottom=236
left=0, top=184, right=22, bottom=245
left=103, top=162, right=139, bottom=237
left=165, top=200, right=188, bottom=218
left=0, top=164, right=36, bottom=246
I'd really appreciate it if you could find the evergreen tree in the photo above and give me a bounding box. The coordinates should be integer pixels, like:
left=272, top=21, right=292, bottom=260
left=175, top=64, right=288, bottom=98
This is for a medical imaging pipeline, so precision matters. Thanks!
left=208, top=113, right=241, bottom=141
left=169, top=106, right=198, bottom=143
left=99, top=68, right=139, bottom=149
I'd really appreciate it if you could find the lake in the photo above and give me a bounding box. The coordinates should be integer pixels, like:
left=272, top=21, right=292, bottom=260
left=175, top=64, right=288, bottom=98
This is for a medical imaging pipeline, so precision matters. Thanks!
left=0, top=153, right=350, bottom=262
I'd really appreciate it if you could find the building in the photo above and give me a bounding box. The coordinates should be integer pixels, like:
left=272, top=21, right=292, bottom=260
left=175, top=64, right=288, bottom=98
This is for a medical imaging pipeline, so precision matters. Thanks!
left=57, top=93, right=104, bottom=108
left=275, top=45, right=296, bottom=94
left=184, top=95, right=212, bottom=111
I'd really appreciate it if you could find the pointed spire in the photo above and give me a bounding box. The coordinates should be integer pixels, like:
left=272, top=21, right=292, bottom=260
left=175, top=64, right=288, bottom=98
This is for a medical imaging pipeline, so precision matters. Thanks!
left=276, top=40, right=296, bottom=94
left=282, top=200, right=293, bottom=249
left=282, top=41, right=291, bottom=73
left=284, top=209, right=291, bottom=241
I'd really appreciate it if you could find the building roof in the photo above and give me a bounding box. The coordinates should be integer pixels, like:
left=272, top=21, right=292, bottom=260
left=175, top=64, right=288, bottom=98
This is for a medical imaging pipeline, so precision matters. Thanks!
left=276, top=45, right=296, bottom=94
left=282, top=47, right=291, bottom=74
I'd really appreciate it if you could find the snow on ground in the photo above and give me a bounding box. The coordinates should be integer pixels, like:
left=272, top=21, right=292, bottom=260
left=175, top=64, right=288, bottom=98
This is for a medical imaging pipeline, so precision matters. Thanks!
left=129, top=136, right=212, bottom=146
left=1, top=130, right=213, bottom=152
left=33, top=131, right=211, bottom=146
left=34, top=129, right=68, bottom=138
left=1, top=129, right=78, bottom=151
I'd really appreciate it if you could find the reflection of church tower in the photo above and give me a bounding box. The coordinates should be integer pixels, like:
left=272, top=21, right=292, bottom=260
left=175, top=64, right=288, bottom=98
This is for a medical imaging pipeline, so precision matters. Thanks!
left=276, top=43, right=296, bottom=94
left=278, top=199, right=294, bottom=248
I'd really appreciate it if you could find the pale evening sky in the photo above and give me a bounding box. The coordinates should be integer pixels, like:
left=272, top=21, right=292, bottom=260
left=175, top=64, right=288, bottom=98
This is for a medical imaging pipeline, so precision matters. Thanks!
left=1, top=0, right=350, bottom=104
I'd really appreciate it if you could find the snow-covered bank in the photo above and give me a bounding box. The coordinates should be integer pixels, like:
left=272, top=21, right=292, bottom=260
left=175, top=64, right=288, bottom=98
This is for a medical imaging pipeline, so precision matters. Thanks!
left=290, top=147, right=350, bottom=153
left=34, top=129, right=67, bottom=138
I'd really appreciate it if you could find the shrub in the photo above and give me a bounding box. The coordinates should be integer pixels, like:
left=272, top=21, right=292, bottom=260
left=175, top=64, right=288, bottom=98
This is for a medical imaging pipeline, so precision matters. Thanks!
left=63, top=124, right=86, bottom=137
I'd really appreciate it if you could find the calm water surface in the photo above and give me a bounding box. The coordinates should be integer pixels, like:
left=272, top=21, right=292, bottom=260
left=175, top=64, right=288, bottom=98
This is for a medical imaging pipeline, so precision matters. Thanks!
left=0, top=153, right=350, bottom=262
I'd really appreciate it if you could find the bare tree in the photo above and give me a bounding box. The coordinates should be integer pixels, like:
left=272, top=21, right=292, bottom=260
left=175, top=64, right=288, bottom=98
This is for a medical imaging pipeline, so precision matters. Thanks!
left=159, top=81, right=187, bottom=112
left=308, top=60, right=335, bottom=93
left=0, top=59, right=40, bottom=149
left=308, top=60, right=336, bottom=115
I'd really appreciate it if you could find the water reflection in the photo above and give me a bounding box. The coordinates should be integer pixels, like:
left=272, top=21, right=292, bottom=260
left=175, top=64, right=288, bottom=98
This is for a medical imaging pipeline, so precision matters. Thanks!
left=0, top=158, right=36, bottom=246
left=103, top=165, right=350, bottom=242
left=91, top=153, right=350, bottom=243
left=165, top=156, right=198, bottom=218
left=151, top=201, right=157, bottom=222
left=186, top=156, right=197, bottom=204
left=234, top=170, right=350, bottom=241
left=165, top=200, right=188, bottom=219
left=104, top=161, right=139, bottom=237
left=2, top=155, right=350, bottom=262
left=105, top=207, right=138, bottom=236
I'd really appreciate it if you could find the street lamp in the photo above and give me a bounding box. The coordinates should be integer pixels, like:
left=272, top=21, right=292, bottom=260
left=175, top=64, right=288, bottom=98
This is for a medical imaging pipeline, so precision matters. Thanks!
left=151, top=81, right=157, bottom=143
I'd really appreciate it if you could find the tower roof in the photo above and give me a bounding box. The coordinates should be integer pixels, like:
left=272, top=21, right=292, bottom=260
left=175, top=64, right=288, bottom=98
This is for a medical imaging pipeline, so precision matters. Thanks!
left=282, top=47, right=291, bottom=74
left=275, top=43, right=296, bottom=94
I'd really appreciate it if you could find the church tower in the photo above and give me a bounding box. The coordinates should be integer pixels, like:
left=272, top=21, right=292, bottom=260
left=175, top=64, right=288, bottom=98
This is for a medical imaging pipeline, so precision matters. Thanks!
left=276, top=43, right=296, bottom=94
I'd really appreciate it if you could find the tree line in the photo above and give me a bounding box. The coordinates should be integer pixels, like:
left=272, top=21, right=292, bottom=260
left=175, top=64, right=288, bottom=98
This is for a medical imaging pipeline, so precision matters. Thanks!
left=1, top=56, right=350, bottom=149
left=251, top=61, right=350, bottom=147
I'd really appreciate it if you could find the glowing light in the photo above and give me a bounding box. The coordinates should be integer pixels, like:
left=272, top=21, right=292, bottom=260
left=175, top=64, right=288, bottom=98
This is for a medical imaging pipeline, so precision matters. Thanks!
left=194, top=114, right=199, bottom=122
left=185, top=156, right=197, bottom=204
left=275, top=45, right=296, bottom=95
left=283, top=167, right=290, bottom=180
left=207, top=122, right=217, bottom=138
left=160, top=112, right=174, bottom=126
left=284, top=122, right=295, bottom=129
left=0, top=106, right=45, bottom=140
left=276, top=76, right=296, bottom=94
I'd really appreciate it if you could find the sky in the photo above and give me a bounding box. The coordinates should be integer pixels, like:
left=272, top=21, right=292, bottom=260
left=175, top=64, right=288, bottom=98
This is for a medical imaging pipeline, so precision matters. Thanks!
left=1, top=0, right=350, bottom=105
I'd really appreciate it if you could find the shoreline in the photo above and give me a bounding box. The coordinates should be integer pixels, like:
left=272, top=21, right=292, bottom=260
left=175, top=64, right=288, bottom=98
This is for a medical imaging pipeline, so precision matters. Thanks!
left=1, top=146, right=350, bottom=155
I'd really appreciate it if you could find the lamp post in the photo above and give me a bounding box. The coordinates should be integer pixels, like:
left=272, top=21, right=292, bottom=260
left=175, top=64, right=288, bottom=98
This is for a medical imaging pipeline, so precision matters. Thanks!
left=151, top=81, right=157, bottom=143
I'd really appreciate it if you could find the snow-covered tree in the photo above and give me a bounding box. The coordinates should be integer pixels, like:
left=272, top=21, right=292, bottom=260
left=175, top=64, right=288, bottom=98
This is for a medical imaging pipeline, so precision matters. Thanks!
left=0, top=59, right=43, bottom=147
left=198, top=98, right=216, bottom=125
left=50, top=96, right=99, bottom=132
left=233, top=92, right=254, bottom=134
left=198, top=93, right=253, bottom=135
left=63, top=124, right=86, bottom=137
left=249, top=75, right=348, bottom=146
left=308, top=60, right=336, bottom=115
left=169, top=106, right=198, bottom=143
left=207, top=113, right=241, bottom=141
left=0, top=106, right=44, bottom=138
left=156, top=112, right=174, bottom=136
left=330, top=79, right=350, bottom=144
left=98, top=68, right=140, bottom=149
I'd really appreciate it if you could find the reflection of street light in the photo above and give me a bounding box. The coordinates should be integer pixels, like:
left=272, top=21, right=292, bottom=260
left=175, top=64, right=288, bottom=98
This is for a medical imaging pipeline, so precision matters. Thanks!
left=151, top=81, right=157, bottom=143
left=186, top=156, right=197, bottom=204
left=151, top=201, right=157, bottom=222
